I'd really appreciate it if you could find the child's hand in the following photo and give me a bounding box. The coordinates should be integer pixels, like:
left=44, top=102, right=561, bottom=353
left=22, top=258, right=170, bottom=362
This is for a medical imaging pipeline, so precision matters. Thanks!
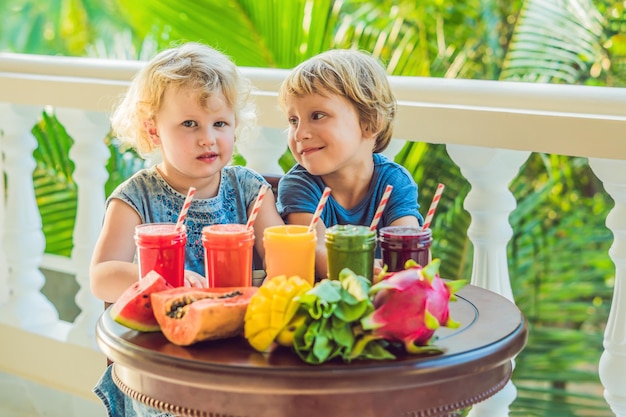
left=373, top=259, right=383, bottom=276
left=373, top=259, right=387, bottom=283
left=184, top=270, right=207, bottom=288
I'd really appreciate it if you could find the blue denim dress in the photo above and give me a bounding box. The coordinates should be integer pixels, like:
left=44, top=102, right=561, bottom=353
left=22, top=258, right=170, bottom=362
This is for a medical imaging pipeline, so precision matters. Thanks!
left=93, top=365, right=172, bottom=417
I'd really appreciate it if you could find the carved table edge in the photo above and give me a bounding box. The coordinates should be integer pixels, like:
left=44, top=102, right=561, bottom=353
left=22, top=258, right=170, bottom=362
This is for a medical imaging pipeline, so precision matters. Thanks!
left=112, top=364, right=512, bottom=417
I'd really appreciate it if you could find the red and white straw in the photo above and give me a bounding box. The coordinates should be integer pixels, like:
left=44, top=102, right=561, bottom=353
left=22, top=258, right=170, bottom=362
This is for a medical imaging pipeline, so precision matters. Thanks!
left=246, top=184, right=270, bottom=229
left=369, top=184, right=393, bottom=231
left=422, top=183, right=445, bottom=230
left=308, top=187, right=332, bottom=233
left=175, top=187, right=196, bottom=231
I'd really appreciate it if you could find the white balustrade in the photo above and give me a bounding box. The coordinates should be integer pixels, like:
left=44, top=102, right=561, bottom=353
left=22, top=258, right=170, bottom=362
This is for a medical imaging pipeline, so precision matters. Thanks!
left=1, top=52, right=626, bottom=416
left=446, top=144, right=530, bottom=417
left=588, top=158, right=626, bottom=417
left=237, top=127, right=288, bottom=175
left=0, top=130, right=8, bottom=305
left=57, top=108, right=112, bottom=348
left=382, top=138, right=407, bottom=161
left=0, top=103, right=59, bottom=329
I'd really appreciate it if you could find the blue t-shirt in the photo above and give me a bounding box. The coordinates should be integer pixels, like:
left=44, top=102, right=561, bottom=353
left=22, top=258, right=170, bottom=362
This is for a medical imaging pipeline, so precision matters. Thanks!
left=108, top=164, right=269, bottom=276
left=277, top=153, right=423, bottom=229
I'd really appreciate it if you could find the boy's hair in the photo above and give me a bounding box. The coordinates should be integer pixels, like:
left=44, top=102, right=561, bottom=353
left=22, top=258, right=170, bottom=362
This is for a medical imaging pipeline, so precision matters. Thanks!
left=278, top=49, right=397, bottom=153
left=111, top=42, right=255, bottom=156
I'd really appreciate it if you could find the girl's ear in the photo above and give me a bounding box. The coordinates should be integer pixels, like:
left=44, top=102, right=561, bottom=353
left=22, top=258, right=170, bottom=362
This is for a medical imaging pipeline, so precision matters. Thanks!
left=144, top=119, right=160, bottom=144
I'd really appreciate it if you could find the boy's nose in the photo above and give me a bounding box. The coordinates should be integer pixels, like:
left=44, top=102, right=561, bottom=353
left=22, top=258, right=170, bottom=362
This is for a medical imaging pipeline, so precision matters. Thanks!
left=293, top=123, right=310, bottom=142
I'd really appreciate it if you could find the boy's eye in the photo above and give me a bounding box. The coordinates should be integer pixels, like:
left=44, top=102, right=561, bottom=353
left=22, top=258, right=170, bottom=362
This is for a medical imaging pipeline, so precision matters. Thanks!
left=288, top=117, right=298, bottom=126
left=214, top=121, right=227, bottom=128
left=312, top=112, right=325, bottom=120
left=182, top=120, right=198, bottom=128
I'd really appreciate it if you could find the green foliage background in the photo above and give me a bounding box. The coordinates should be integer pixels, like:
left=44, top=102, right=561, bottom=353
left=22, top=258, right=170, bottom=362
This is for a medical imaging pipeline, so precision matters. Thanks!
left=2, top=0, right=625, bottom=415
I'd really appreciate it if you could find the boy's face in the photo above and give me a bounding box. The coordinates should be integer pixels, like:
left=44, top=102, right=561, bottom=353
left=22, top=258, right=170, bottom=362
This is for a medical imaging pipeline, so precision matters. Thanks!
left=284, top=90, right=375, bottom=177
left=145, top=85, right=235, bottom=190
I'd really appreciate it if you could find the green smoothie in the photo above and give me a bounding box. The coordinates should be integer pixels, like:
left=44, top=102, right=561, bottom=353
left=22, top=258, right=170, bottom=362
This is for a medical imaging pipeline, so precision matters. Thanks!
left=325, top=225, right=377, bottom=282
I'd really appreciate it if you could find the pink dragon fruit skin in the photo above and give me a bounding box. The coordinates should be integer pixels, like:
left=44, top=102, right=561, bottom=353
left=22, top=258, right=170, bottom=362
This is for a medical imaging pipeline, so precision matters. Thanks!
left=361, top=259, right=465, bottom=353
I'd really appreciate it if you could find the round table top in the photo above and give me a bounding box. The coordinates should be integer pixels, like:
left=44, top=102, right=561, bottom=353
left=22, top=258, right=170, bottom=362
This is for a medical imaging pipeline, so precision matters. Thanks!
left=96, top=283, right=527, bottom=417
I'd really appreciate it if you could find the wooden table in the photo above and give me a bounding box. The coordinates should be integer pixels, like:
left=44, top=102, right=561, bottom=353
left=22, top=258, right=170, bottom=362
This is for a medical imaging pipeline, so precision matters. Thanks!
left=96, top=284, right=527, bottom=417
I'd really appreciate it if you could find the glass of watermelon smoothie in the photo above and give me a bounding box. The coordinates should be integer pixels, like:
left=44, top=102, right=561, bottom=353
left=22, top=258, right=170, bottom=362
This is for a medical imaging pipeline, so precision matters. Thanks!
left=134, top=223, right=187, bottom=287
left=202, top=224, right=255, bottom=288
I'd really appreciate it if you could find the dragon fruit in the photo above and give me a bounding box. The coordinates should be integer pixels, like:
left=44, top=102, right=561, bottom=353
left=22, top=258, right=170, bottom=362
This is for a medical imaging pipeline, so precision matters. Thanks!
left=361, top=259, right=466, bottom=353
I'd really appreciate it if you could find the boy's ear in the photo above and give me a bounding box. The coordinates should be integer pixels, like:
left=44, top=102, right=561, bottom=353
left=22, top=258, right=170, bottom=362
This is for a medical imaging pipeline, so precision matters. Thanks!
left=144, top=119, right=160, bottom=144
left=361, top=121, right=380, bottom=141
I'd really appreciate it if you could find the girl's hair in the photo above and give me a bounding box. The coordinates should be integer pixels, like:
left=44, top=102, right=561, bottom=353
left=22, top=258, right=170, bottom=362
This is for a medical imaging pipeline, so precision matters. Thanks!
left=111, top=42, right=255, bottom=156
left=278, top=49, right=397, bottom=153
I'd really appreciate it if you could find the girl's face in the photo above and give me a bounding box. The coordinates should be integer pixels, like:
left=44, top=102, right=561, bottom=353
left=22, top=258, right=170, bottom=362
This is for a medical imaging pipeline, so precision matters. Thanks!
left=284, top=90, right=375, bottom=177
left=146, top=86, right=235, bottom=193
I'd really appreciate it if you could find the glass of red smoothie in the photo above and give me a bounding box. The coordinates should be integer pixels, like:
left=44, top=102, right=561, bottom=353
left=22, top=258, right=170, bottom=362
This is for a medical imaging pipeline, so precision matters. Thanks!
left=134, top=223, right=187, bottom=287
left=202, top=224, right=255, bottom=288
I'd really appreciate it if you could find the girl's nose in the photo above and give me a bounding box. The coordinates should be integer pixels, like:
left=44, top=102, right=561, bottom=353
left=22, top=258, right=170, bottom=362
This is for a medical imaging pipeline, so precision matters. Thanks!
left=198, top=128, right=216, bottom=146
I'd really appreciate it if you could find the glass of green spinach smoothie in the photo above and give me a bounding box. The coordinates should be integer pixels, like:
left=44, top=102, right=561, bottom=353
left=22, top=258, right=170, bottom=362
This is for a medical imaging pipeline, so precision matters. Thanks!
left=325, top=225, right=377, bottom=282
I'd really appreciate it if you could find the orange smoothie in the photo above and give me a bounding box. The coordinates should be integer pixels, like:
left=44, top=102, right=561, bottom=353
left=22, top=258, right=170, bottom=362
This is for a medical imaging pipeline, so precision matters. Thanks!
left=202, top=224, right=255, bottom=288
left=263, top=225, right=316, bottom=285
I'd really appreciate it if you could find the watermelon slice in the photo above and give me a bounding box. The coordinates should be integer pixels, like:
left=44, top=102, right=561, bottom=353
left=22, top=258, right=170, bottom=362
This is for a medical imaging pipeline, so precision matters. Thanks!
left=109, top=270, right=173, bottom=332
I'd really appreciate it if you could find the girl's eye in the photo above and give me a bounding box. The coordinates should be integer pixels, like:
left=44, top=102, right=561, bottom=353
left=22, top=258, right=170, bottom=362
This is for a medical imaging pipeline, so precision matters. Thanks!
left=214, top=121, right=227, bottom=128
left=288, top=117, right=298, bottom=126
left=312, top=112, right=325, bottom=120
left=182, top=120, right=198, bottom=128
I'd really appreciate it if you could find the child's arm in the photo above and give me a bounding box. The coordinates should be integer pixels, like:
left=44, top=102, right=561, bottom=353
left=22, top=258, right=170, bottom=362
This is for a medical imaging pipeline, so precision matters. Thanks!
left=249, top=189, right=284, bottom=264
left=90, top=199, right=142, bottom=303
left=389, top=215, right=422, bottom=227
left=285, top=212, right=328, bottom=281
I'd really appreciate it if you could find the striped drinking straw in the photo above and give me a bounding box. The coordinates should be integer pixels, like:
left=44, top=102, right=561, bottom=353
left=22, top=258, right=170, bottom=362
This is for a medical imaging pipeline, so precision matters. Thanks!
left=175, top=187, right=196, bottom=232
left=308, top=187, right=332, bottom=233
left=422, top=183, right=445, bottom=230
left=369, top=185, right=393, bottom=231
left=246, top=185, right=270, bottom=229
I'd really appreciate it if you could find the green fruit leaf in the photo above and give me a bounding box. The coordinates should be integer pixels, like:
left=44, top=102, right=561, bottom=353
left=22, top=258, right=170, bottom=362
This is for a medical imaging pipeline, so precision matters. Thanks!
left=330, top=317, right=355, bottom=351
left=338, top=268, right=371, bottom=301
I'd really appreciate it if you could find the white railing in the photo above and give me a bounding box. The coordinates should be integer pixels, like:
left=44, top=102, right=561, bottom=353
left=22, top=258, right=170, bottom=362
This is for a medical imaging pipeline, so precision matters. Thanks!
left=1, top=52, right=626, bottom=417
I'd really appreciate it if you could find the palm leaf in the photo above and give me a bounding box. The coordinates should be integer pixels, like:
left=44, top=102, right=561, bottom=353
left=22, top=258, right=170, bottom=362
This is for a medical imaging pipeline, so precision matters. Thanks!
left=104, top=134, right=145, bottom=198
left=501, top=0, right=606, bottom=83
left=116, top=0, right=279, bottom=67
left=507, top=151, right=613, bottom=415
left=32, top=111, right=77, bottom=257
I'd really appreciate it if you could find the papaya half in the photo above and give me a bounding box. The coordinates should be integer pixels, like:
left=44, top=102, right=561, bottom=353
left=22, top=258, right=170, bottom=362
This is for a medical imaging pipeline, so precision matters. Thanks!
left=151, top=286, right=258, bottom=346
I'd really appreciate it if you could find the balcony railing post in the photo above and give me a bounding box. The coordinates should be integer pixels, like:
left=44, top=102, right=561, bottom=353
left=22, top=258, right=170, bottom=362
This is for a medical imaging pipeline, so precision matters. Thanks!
left=446, top=144, right=530, bottom=417
left=446, top=145, right=530, bottom=300
left=237, top=127, right=288, bottom=175
left=0, top=135, right=8, bottom=305
left=0, top=103, right=59, bottom=329
left=56, top=108, right=112, bottom=348
left=588, top=157, right=626, bottom=417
